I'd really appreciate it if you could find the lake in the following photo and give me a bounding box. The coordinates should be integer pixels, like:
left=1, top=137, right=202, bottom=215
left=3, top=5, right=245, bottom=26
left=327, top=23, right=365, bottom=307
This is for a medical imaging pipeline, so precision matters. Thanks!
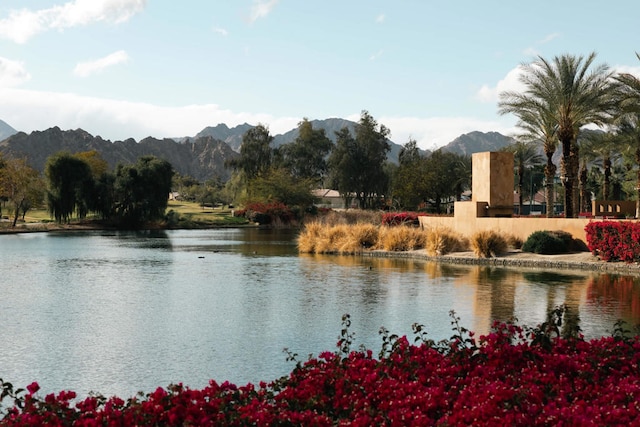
left=1, top=228, right=639, bottom=399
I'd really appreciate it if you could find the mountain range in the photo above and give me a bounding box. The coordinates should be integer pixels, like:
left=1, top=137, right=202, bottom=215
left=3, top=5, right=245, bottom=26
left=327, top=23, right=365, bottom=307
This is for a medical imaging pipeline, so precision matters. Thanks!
left=0, top=118, right=515, bottom=181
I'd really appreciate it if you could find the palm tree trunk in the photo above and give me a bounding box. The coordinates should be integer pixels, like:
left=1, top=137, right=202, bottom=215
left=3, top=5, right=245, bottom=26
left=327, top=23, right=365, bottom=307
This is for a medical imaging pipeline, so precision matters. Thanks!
left=603, top=156, right=611, bottom=200
left=561, top=140, right=574, bottom=218
left=579, top=162, right=589, bottom=214
left=570, top=143, right=580, bottom=217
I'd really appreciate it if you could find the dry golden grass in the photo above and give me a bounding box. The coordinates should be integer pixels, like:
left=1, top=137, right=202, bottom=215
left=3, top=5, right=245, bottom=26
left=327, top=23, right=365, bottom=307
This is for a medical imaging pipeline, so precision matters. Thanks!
left=424, top=226, right=467, bottom=256
left=376, top=225, right=428, bottom=251
left=337, top=223, right=380, bottom=254
left=504, top=233, right=524, bottom=250
left=470, top=230, right=508, bottom=258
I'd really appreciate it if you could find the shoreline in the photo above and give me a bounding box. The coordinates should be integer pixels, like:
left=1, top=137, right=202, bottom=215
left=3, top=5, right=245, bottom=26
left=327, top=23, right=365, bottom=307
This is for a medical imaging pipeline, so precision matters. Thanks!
left=4, top=222, right=640, bottom=276
left=360, top=248, right=640, bottom=276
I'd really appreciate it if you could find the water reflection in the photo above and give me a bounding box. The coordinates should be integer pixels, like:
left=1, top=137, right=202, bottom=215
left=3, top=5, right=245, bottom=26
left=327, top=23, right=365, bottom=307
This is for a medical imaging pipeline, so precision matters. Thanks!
left=1, top=229, right=640, bottom=399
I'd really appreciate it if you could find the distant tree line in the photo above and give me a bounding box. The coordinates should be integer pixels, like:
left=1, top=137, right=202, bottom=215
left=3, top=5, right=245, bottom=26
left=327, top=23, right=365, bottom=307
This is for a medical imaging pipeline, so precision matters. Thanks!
left=0, top=151, right=173, bottom=228
left=222, top=110, right=472, bottom=214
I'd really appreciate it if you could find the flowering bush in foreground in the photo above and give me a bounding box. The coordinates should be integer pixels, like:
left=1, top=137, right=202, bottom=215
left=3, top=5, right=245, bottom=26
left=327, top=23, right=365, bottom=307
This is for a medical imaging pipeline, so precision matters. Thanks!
left=3, top=310, right=640, bottom=426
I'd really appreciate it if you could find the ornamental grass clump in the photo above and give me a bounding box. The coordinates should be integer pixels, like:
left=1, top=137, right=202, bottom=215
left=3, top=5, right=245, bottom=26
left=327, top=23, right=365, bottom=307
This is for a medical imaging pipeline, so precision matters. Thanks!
left=425, top=226, right=467, bottom=256
left=338, top=223, right=380, bottom=254
left=470, top=230, right=508, bottom=258
left=377, top=225, right=427, bottom=251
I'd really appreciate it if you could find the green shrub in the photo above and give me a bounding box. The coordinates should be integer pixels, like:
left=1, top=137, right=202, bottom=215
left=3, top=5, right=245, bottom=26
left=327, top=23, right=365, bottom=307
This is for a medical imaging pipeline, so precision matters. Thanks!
left=522, top=230, right=568, bottom=255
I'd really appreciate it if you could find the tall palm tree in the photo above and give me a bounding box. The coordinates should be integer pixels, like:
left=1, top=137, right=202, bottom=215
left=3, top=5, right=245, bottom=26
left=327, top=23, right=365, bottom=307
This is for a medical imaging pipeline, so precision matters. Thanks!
left=499, top=91, right=558, bottom=217
left=502, top=140, right=543, bottom=215
left=499, top=53, right=616, bottom=218
left=614, top=53, right=640, bottom=218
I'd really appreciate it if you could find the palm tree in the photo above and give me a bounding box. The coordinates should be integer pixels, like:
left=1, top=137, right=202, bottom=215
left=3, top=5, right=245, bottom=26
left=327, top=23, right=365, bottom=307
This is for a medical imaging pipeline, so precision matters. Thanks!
left=499, top=89, right=558, bottom=217
left=579, top=131, right=623, bottom=206
left=499, top=53, right=616, bottom=218
left=614, top=53, right=640, bottom=218
left=502, top=140, right=543, bottom=215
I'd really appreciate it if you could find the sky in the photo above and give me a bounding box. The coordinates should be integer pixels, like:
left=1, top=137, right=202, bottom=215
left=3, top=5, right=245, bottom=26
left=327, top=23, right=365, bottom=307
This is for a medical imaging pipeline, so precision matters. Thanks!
left=0, top=0, right=639, bottom=150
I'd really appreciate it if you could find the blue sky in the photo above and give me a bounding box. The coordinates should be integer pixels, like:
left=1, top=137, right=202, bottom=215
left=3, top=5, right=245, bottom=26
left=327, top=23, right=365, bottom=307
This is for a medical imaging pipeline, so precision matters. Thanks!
left=0, top=0, right=638, bottom=149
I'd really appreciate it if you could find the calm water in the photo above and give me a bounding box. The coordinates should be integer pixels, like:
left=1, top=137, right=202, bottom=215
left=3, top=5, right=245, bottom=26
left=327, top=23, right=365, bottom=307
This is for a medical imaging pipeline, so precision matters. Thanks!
left=1, top=228, right=639, bottom=399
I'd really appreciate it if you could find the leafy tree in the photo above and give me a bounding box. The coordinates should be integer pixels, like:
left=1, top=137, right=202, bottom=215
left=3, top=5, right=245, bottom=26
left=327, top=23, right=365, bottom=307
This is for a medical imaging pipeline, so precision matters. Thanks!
left=74, top=150, right=109, bottom=179
left=45, top=152, right=94, bottom=223
left=114, top=156, right=173, bottom=227
left=250, top=168, right=317, bottom=207
left=226, top=124, right=274, bottom=182
left=392, top=139, right=425, bottom=210
left=499, top=53, right=616, bottom=217
left=0, top=157, right=43, bottom=227
left=420, top=150, right=470, bottom=214
left=328, top=111, right=391, bottom=209
left=279, top=118, right=333, bottom=185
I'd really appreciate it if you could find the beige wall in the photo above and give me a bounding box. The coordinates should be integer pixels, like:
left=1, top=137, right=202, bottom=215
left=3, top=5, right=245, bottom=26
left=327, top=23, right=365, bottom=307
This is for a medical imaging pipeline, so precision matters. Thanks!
left=420, top=201, right=592, bottom=243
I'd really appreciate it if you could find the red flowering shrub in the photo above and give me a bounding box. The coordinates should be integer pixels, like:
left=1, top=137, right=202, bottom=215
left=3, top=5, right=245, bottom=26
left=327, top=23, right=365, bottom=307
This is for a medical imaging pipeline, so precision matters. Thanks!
left=4, top=310, right=640, bottom=425
left=238, top=202, right=296, bottom=225
left=585, top=221, right=640, bottom=262
left=382, top=212, right=425, bottom=226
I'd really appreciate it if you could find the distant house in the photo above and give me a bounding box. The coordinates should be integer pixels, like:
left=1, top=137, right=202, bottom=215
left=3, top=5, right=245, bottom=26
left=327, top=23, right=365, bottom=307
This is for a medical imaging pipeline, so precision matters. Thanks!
left=312, top=189, right=343, bottom=209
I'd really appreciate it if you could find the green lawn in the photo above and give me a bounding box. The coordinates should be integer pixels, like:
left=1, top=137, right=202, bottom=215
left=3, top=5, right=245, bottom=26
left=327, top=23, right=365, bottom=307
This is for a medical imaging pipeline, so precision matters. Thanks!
left=166, top=200, right=250, bottom=227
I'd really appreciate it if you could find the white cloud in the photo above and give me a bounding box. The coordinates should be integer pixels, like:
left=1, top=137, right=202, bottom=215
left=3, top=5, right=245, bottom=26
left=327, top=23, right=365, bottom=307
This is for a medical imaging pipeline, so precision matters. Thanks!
left=538, top=32, right=560, bottom=44
left=248, top=0, right=279, bottom=24
left=369, top=50, right=384, bottom=61
left=74, top=50, right=129, bottom=77
left=213, top=27, right=229, bottom=37
left=0, top=57, right=31, bottom=87
left=476, top=66, right=526, bottom=103
left=0, top=0, right=146, bottom=43
left=374, top=116, right=518, bottom=150
left=0, top=87, right=299, bottom=141
left=376, top=14, right=385, bottom=23
left=613, top=64, right=640, bottom=77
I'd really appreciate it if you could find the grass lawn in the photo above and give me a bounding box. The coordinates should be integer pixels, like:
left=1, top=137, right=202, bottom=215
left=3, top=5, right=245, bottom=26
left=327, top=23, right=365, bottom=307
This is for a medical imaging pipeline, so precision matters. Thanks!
left=166, top=200, right=250, bottom=227
left=0, top=201, right=250, bottom=230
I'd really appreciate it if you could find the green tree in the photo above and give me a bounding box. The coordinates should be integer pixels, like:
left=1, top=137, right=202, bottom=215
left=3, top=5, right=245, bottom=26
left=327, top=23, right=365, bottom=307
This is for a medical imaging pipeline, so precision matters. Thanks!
left=499, top=53, right=616, bottom=218
left=328, top=110, right=391, bottom=209
left=0, top=157, right=43, bottom=227
left=279, top=118, right=333, bottom=185
left=392, top=139, right=425, bottom=210
left=502, top=140, right=543, bottom=215
left=420, top=150, right=470, bottom=214
left=45, top=152, right=94, bottom=223
left=114, top=156, right=173, bottom=227
left=226, top=124, right=274, bottom=182
left=250, top=168, right=317, bottom=207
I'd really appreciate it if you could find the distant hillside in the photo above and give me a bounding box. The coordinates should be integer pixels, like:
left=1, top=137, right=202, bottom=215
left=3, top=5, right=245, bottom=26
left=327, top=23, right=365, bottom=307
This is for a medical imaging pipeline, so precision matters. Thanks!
left=0, top=127, right=238, bottom=181
left=0, top=119, right=18, bottom=141
left=192, top=123, right=254, bottom=152
left=442, top=131, right=515, bottom=156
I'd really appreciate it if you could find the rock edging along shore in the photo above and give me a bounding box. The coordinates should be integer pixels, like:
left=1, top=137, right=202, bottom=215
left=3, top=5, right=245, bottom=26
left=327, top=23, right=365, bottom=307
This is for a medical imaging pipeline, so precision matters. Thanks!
left=359, top=249, right=640, bottom=276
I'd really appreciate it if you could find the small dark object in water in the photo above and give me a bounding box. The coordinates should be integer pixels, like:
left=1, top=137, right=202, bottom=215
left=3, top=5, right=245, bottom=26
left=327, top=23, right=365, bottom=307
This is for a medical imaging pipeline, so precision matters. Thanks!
left=198, top=256, right=205, bottom=259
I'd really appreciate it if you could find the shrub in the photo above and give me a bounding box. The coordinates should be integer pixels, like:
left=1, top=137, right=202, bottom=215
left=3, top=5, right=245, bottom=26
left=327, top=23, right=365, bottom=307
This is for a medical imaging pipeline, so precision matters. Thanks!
left=381, top=212, right=424, bottom=227
left=522, top=230, right=568, bottom=255
left=470, top=230, right=508, bottom=258
left=377, top=225, right=427, bottom=251
left=425, top=227, right=467, bottom=256
left=505, top=234, right=523, bottom=249
left=585, top=221, right=640, bottom=262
